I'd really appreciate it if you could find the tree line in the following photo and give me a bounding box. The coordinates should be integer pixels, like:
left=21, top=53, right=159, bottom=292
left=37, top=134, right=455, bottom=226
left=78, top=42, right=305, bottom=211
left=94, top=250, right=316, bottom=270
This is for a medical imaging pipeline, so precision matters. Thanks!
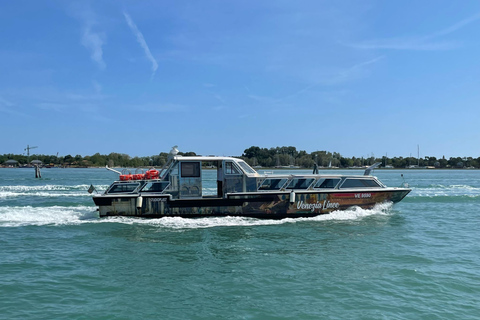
left=242, top=146, right=479, bottom=169
left=1, top=146, right=479, bottom=169
left=0, top=151, right=195, bottom=168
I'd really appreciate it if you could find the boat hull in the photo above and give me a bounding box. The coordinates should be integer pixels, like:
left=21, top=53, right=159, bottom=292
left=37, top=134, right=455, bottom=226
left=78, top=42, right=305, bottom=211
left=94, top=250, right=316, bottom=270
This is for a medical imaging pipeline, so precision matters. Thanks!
left=93, top=188, right=411, bottom=219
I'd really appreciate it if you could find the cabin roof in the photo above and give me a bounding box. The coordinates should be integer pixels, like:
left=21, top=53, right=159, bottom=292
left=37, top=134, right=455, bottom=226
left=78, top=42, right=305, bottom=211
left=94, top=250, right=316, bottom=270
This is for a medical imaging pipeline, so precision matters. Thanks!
left=174, top=155, right=242, bottom=162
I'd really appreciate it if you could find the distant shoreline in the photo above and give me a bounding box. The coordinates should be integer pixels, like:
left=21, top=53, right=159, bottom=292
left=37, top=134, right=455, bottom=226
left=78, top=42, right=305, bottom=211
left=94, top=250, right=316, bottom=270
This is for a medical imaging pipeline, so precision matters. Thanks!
left=1, top=166, right=477, bottom=170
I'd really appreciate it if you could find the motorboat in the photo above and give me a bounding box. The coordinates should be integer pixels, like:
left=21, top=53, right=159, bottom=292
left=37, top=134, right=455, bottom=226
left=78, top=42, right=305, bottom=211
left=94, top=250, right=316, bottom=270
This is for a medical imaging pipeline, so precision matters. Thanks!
left=92, top=147, right=411, bottom=219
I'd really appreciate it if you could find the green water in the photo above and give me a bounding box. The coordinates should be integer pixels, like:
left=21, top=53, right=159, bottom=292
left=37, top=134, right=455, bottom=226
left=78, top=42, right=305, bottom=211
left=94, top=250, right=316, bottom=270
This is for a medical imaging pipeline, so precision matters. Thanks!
left=1, top=168, right=479, bottom=319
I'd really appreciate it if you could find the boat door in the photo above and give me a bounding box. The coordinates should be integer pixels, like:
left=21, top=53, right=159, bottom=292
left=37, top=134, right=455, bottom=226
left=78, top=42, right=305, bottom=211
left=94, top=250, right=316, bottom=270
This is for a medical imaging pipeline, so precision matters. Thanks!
left=179, top=161, right=202, bottom=198
left=223, top=160, right=245, bottom=195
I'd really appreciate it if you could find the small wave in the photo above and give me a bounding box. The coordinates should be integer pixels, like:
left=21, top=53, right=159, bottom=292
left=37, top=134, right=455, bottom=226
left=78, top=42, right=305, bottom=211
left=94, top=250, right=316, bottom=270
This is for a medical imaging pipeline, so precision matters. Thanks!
left=0, top=191, right=92, bottom=198
left=0, top=206, right=98, bottom=227
left=428, top=184, right=480, bottom=190
left=411, top=184, right=480, bottom=198
left=0, top=184, right=110, bottom=192
left=0, top=184, right=109, bottom=199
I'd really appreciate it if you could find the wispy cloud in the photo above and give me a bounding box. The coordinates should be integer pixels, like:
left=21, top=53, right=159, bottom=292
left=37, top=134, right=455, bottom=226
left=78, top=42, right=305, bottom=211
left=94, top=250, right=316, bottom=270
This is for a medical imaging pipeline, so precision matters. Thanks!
left=81, top=22, right=106, bottom=69
left=0, top=96, right=13, bottom=108
left=71, top=4, right=106, bottom=70
left=433, top=13, right=480, bottom=37
left=92, top=80, right=102, bottom=94
left=124, top=12, right=158, bottom=78
left=331, top=56, right=384, bottom=83
left=37, top=102, right=66, bottom=113
left=347, top=37, right=456, bottom=51
left=214, top=94, right=225, bottom=104
left=0, top=96, right=27, bottom=117
left=275, top=56, right=384, bottom=101
left=132, top=103, right=187, bottom=113
left=347, top=13, right=480, bottom=51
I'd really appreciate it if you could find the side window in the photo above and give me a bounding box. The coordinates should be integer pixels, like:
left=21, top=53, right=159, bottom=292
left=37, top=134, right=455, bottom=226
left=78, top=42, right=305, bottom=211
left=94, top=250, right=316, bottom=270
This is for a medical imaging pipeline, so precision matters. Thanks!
left=258, top=178, right=288, bottom=191
left=340, top=179, right=381, bottom=188
left=314, top=178, right=341, bottom=189
left=225, top=162, right=240, bottom=174
left=286, top=178, right=315, bottom=189
left=181, top=162, right=200, bottom=177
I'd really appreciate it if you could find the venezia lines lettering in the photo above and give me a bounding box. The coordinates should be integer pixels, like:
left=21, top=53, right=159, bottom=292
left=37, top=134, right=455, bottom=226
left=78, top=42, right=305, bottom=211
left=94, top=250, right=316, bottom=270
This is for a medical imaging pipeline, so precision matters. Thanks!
left=296, top=200, right=339, bottom=212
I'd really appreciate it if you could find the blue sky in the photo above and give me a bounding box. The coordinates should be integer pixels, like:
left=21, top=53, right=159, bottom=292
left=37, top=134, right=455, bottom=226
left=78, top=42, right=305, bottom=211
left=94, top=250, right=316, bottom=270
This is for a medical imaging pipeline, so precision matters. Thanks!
left=1, top=1, right=479, bottom=158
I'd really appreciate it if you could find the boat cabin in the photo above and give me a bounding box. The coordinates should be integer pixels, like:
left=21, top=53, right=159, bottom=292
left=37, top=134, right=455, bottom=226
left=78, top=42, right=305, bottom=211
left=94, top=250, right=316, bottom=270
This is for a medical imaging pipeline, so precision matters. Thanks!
left=103, top=155, right=386, bottom=199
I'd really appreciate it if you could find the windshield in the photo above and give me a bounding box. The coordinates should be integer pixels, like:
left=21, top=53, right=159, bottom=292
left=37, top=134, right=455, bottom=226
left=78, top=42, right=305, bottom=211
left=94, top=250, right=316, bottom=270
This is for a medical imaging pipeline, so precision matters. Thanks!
left=237, top=160, right=256, bottom=174
left=140, top=181, right=170, bottom=193
left=107, top=183, right=141, bottom=194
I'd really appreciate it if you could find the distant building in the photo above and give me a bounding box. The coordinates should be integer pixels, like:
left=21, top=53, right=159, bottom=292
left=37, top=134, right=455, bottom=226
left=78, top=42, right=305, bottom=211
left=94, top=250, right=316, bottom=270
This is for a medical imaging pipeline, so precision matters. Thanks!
left=31, top=160, right=43, bottom=166
left=4, top=159, right=18, bottom=167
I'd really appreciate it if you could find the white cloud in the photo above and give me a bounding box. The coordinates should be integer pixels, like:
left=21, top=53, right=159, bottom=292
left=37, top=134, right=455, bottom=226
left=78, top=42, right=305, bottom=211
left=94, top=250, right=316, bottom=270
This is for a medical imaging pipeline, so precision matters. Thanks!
left=347, top=13, right=480, bottom=51
left=81, top=26, right=105, bottom=69
left=124, top=12, right=158, bottom=78
left=72, top=4, right=106, bottom=70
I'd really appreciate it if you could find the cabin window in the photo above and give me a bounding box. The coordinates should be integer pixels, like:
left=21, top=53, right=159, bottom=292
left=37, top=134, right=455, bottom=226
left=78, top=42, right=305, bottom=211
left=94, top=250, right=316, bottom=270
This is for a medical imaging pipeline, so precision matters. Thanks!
left=107, top=183, right=140, bottom=194
left=225, top=162, right=241, bottom=174
left=286, top=178, right=315, bottom=190
left=258, top=178, right=288, bottom=191
left=314, top=178, right=341, bottom=189
left=181, top=162, right=201, bottom=177
left=140, top=181, right=170, bottom=193
left=340, top=178, right=381, bottom=188
left=237, top=160, right=256, bottom=174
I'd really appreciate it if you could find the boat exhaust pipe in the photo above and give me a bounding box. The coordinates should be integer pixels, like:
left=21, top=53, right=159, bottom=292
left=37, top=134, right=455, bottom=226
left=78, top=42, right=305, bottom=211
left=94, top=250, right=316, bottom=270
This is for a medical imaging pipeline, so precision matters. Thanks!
left=106, top=165, right=122, bottom=175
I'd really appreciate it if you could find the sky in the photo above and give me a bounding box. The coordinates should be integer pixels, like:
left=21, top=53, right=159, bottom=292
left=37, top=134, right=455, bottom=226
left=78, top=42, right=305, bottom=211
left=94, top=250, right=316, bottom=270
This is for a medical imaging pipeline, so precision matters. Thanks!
left=1, top=1, right=480, bottom=159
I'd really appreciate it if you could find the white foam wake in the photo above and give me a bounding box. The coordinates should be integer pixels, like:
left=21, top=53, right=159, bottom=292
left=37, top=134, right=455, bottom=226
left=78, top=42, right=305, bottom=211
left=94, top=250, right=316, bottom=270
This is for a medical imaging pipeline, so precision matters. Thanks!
left=0, top=191, right=92, bottom=198
left=99, top=202, right=394, bottom=229
left=0, top=202, right=393, bottom=228
left=0, top=184, right=109, bottom=198
left=0, top=206, right=98, bottom=227
left=0, top=185, right=92, bottom=191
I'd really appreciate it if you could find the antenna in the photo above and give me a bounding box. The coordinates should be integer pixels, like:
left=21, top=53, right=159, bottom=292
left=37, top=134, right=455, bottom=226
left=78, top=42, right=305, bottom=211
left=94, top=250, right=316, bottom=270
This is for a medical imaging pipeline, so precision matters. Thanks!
left=417, top=144, right=420, bottom=166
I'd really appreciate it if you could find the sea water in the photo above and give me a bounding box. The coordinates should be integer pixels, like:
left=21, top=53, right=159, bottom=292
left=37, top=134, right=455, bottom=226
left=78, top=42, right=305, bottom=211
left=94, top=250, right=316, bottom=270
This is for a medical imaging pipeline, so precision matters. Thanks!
left=1, top=168, right=479, bottom=319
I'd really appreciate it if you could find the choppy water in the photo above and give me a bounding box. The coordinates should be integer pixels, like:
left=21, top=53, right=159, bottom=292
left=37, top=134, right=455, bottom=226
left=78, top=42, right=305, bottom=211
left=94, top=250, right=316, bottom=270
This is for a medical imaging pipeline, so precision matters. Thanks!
left=1, top=168, right=479, bottom=319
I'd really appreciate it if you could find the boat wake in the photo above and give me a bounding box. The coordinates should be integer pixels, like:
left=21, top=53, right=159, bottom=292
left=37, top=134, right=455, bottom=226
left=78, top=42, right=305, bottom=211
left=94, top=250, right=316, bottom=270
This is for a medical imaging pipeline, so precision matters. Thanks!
left=409, top=184, right=480, bottom=199
left=114, top=202, right=394, bottom=229
left=0, top=184, right=109, bottom=199
left=0, top=202, right=393, bottom=228
left=0, top=206, right=98, bottom=227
